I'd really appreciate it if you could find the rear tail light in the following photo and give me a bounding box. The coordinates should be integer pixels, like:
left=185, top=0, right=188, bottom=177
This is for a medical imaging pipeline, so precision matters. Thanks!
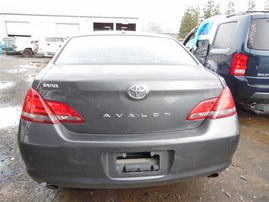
left=230, top=53, right=249, bottom=76
left=46, top=100, right=85, bottom=123
left=187, top=87, right=236, bottom=120
left=21, top=88, right=84, bottom=124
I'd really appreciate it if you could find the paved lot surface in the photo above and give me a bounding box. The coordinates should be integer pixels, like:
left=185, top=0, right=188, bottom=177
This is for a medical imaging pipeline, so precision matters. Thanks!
left=0, top=54, right=268, bottom=202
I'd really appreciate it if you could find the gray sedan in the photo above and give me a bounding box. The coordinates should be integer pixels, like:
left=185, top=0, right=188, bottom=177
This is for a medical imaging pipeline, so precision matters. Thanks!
left=18, top=32, right=240, bottom=189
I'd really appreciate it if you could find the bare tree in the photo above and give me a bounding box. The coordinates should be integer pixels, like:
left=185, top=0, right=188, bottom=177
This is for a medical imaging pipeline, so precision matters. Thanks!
left=203, top=0, right=221, bottom=20
left=145, top=22, right=163, bottom=33
left=265, top=0, right=269, bottom=10
left=226, top=1, right=235, bottom=15
left=248, top=0, right=256, bottom=11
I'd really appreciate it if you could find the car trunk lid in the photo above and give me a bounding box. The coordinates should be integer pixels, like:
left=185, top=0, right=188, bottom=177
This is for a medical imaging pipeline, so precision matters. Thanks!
left=34, top=65, right=223, bottom=134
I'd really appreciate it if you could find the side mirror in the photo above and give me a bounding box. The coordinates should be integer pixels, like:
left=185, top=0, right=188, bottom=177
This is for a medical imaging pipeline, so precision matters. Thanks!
left=194, top=40, right=210, bottom=65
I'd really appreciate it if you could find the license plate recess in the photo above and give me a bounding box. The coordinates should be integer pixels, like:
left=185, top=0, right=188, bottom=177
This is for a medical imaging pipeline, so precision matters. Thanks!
left=116, top=152, right=160, bottom=173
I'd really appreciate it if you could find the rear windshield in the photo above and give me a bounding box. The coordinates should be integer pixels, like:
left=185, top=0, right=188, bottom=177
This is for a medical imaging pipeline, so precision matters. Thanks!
left=247, top=19, right=269, bottom=50
left=55, top=35, right=197, bottom=65
left=46, top=37, right=64, bottom=42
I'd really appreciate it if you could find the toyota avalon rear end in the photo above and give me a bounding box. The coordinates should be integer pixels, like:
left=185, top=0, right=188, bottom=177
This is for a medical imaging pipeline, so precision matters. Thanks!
left=18, top=32, right=240, bottom=189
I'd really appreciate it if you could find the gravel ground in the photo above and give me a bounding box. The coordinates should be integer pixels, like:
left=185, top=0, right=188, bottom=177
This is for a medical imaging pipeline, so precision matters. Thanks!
left=0, top=54, right=268, bottom=202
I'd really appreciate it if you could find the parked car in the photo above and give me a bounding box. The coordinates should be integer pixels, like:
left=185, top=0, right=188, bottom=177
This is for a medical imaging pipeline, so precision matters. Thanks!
left=183, top=15, right=226, bottom=64
left=183, top=11, right=269, bottom=114
left=18, top=32, right=240, bottom=189
left=12, top=37, right=38, bottom=57
left=36, top=37, right=65, bottom=57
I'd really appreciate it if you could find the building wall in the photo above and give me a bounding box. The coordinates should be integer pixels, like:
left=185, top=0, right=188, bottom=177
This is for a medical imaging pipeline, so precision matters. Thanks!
left=0, top=13, right=139, bottom=39
left=0, top=14, right=8, bottom=37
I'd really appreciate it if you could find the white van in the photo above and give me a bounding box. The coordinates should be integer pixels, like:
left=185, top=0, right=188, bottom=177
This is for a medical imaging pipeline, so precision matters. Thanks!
left=13, top=37, right=38, bottom=57
left=37, top=37, right=65, bottom=57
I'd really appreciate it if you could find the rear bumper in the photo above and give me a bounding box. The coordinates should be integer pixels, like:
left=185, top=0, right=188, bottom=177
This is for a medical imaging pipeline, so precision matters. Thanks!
left=36, top=51, right=55, bottom=57
left=18, top=115, right=240, bottom=189
left=250, top=92, right=269, bottom=102
left=224, top=76, right=269, bottom=104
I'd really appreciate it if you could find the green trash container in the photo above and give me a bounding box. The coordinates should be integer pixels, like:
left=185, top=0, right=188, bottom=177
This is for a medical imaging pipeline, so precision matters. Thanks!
left=3, top=37, right=16, bottom=55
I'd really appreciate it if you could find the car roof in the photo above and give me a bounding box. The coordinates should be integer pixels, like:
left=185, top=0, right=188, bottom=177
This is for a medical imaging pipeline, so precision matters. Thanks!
left=71, top=31, right=175, bottom=40
left=188, top=15, right=226, bottom=45
left=226, top=11, right=269, bottom=18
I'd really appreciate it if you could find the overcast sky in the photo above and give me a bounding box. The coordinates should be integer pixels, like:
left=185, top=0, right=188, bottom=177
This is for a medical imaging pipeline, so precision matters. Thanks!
left=0, top=0, right=266, bottom=33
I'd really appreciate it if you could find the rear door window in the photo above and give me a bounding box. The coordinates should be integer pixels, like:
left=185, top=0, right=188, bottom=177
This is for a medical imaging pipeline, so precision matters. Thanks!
left=247, top=19, right=269, bottom=50
left=213, top=22, right=238, bottom=49
left=45, top=37, right=64, bottom=42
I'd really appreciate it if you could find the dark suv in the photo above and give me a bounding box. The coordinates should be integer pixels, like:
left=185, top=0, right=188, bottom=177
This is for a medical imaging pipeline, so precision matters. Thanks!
left=184, top=12, right=269, bottom=114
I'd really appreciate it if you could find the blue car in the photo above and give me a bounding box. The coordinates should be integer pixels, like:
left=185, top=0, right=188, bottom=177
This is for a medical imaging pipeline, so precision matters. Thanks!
left=184, top=12, right=269, bottom=114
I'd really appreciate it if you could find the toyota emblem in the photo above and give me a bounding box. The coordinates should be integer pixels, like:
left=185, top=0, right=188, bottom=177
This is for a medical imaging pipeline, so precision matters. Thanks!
left=128, top=85, right=148, bottom=100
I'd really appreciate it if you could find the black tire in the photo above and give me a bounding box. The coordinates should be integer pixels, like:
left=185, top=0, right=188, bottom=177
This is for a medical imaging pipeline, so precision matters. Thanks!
left=22, top=49, right=33, bottom=57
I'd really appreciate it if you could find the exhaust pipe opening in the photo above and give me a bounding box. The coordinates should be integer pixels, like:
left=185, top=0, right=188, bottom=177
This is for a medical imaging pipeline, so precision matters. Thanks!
left=208, top=173, right=219, bottom=178
left=46, top=183, right=59, bottom=190
left=250, top=102, right=257, bottom=109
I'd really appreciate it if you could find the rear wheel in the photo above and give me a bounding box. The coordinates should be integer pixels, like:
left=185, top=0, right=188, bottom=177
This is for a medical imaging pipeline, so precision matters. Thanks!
left=22, top=49, right=33, bottom=57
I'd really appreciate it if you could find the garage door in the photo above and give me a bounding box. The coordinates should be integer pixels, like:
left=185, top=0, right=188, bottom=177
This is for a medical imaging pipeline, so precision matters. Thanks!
left=56, top=23, right=80, bottom=37
left=116, top=23, right=136, bottom=31
left=93, top=22, right=113, bottom=31
left=6, top=22, right=31, bottom=37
